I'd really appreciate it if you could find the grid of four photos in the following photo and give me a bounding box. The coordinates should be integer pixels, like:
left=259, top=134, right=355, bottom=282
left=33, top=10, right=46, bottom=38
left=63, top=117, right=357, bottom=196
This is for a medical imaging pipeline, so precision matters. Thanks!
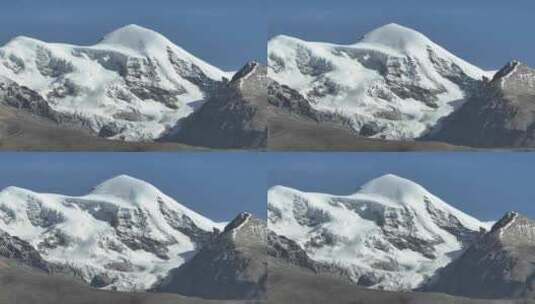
left=1, top=0, right=534, bottom=303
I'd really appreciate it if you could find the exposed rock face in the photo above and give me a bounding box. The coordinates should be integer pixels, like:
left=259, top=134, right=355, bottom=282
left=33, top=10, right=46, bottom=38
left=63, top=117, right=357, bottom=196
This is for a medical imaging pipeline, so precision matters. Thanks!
left=90, top=273, right=117, bottom=289
left=0, top=229, right=83, bottom=282
left=155, top=213, right=267, bottom=300
left=0, top=230, right=49, bottom=272
left=425, top=212, right=535, bottom=299
left=267, top=80, right=353, bottom=128
left=268, top=231, right=318, bottom=271
left=430, top=61, right=535, bottom=147
left=171, top=62, right=268, bottom=149
left=0, top=79, right=53, bottom=118
left=267, top=231, right=351, bottom=282
left=268, top=81, right=316, bottom=119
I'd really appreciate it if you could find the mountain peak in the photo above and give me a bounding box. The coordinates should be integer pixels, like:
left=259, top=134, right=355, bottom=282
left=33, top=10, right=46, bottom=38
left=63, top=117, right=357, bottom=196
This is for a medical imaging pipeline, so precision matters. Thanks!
left=4, top=35, right=44, bottom=48
left=359, top=23, right=432, bottom=52
left=487, top=212, right=535, bottom=246
left=90, top=174, right=161, bottom=202
left=491, top=211, right=517, bottom=230
left=99, top=24, right=172, bottom=51
left=224, top=212, right=253, bottom=233
left=491, top=60, right=535, bottom=83
left=0, top=230, right=50, bottom=272
left=222, top=212, right=266, bottom=245
left=358, top=174, right=426, bottom=201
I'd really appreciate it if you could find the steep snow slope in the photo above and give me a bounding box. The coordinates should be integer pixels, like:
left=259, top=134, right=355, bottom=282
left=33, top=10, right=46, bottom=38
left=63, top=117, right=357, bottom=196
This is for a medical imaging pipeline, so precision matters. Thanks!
left=268, top=174, right=490, bottom=290
left=0, top=25, right=230, bottom=141
left=0, top=175, right=223, bottom=291
left=268, top=23, right=491, bottom=139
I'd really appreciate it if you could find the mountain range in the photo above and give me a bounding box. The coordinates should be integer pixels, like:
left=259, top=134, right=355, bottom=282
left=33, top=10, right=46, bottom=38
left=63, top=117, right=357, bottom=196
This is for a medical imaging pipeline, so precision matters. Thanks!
left=3, top=23, right=535, bottom=150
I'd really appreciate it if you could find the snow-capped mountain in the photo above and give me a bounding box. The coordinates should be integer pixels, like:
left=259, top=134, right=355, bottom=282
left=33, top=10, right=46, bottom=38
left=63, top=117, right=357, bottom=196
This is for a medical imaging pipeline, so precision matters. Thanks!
left=268, top=174, right=490, bottom=290
left=268, top=23, right=491, bottom=140
left=0, top=175, right=224, bottom=291
left=0, top=24, right=231, bottom=141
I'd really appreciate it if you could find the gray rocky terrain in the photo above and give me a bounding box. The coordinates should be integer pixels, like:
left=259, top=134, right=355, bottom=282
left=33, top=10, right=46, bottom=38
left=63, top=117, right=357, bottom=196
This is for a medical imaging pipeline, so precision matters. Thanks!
left=425, top=212, right=535, bottom=299
left=156, top=213, right=267, bottom=300
left=430, top=61, right=535, bottom=147
left=170, top=62, right=268, bottom=149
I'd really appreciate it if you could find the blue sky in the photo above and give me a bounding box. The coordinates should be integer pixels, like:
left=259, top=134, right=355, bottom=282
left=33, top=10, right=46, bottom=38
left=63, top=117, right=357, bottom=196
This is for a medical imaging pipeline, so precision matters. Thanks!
left=268, top=153, right=535, bottom=222
left=3, top=1, right=533, bottom=71
left=268, top=0, right=535, bottom=70
left=0, top=153, right=266, bottom=221
left=1, top=153, right=534, bottom=223
left=0, top=0, right=266, bottom=70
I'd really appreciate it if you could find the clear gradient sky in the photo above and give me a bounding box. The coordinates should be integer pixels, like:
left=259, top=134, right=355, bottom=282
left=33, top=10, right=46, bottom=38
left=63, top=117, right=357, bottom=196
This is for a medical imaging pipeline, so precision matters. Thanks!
left=0, top=0, right=266, bottom=71
left=268, top=153, right=535, bottom=222
left=0, top=153, right=267, bottom=222
left=269, top=0, right=535, bottom=70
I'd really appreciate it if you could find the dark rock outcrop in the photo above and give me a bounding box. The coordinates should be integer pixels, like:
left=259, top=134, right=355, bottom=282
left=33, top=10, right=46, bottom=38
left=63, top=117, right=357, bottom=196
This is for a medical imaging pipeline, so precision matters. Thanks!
left=0, top=80, right=54, bottom=118
left=170, top=62, right=268, bottom=149
left=430, top=61, right=535, bottom=148
left=0, top=230, right=49, bottom=272
left=267, top=80, right=352, bottom=128
left=0, top=229, right=85, bottom=282
left=155, top=213, right=267, bottom=300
